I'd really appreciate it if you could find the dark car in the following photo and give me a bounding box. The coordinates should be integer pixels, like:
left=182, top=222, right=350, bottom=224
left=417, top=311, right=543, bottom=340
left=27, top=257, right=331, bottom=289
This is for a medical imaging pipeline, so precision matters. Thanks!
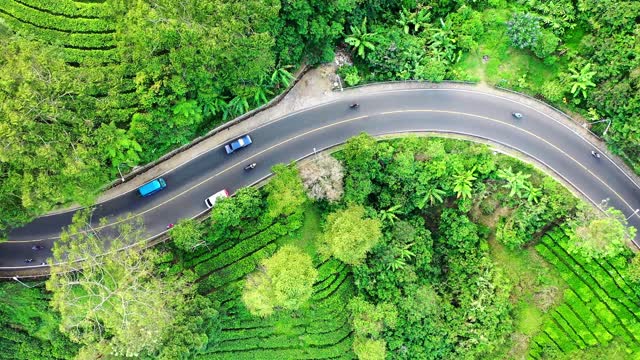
left=225, top=135, right=252, bottom=154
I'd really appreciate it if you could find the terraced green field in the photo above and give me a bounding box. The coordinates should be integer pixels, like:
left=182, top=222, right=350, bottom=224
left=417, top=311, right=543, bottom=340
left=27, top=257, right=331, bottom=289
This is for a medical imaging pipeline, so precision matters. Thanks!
left=0, top=0, right=117, bottom=63
left=0, top=0, right=137, bottom=123
left=531, top=227, right=640, bottom=358
left=158, top=205, right=355, bottom=359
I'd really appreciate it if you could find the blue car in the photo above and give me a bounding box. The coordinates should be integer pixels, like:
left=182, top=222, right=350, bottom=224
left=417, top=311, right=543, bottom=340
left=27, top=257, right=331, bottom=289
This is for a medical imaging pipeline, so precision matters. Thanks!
left=138, top=178, right=167, bottom=197
left=225, top=134, right=252, bottom=154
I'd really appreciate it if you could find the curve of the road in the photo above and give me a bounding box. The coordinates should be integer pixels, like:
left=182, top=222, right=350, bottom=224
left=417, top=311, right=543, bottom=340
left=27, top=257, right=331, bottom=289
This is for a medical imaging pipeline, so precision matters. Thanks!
left=4, top=87, right=640, bottom=273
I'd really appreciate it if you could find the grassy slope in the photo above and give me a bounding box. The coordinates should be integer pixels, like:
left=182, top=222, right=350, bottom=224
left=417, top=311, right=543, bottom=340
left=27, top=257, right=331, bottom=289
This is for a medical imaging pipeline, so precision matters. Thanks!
left=453, top=6, right=592, bottom=107
left=456, top=8, right=561, bottom=90
left=487, top=236, right=566, bottom=359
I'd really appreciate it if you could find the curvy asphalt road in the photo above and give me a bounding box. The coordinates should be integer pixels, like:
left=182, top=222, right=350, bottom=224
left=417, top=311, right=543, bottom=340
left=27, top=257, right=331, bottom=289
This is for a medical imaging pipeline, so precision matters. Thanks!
left=3, top=88, right=640, bottom=271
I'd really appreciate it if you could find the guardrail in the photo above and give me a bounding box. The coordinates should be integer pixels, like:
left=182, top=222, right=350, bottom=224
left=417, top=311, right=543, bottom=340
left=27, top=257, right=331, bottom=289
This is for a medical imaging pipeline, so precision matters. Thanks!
left=343, top=79, right=478, bottom=89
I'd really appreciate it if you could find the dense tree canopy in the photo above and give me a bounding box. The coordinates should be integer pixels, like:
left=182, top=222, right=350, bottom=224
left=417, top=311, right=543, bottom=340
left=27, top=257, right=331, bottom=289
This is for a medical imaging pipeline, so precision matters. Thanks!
left=0, top=0, right=354, bottom=236
left=265, top=163, right=307, bottom=219
left=47, top=211, right=216, bottom=358
left=319, top=204, right=383, bottom=265
left=242, top=245, right=318, bottom=317
left=566, top=204, right=636, bottom=260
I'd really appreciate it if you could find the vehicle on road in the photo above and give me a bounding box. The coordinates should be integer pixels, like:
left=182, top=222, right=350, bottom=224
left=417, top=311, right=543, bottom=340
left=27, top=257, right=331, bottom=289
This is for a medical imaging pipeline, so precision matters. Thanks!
left=225, top=135, right=252, bottom=154
left=244, top=163, right=257, bottom=171
left=512, top=112, right=523, bottom=119
left=138, top=178, right=167, bottom=197
left=591, top=150, right=601, bottom=159
left=350, top=103, right=360, bottom=109
left=205, top=189, right=229, bottom=209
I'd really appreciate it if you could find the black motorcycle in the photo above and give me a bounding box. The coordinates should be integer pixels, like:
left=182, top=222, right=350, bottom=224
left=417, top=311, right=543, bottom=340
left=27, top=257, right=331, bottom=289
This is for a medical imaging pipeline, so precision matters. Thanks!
left=244, top=163, right=257, bottom=171
left=350, top=103, right=360, bottom=109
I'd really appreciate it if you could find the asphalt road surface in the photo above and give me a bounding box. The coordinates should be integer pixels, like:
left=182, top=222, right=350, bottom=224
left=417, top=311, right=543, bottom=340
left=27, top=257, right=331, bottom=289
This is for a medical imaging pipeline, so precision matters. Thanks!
left=3, top=88, right=640, bottom=271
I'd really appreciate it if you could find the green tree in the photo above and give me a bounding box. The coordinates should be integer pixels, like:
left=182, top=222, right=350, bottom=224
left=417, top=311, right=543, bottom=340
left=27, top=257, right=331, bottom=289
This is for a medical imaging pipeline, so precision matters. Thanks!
left=349, top=297, right=397, bottom=338
left=524, top=183, right=542, bottom=204
left=270, top=65, right=296, bottom=89
left=242, top=245, right=318, bottom=317
left=274, top=0, right=356, bottom=64
left=47, top=211, right=214, bottom=357
left=265, top=163, right=306, bottom=219
left=379, top=204, right=402, bottom=225
left=319, top=204, right=383, bottom=265
left=353, top=338, right=386, bottom=360
left=341, top=133, right=381, bottom=204
left=532, top=29, right=559, bottom=59
left=170, top=219, right=205, bottom=252
left=209, top=187, right=263, bottom=242
left=345, top=17, right=378, bottom=58
left=568, top=63, right=597, bottom=99
left=566, top=204, right=636, bottom=259
left=496, top=166, right=531, bottom=198
left=417, top=186, right=446, bottom=209
left=0, top=35, right=107, bottom=235
left=348, top=297, right=396, bottom=360
left=506, top=12, right=542, bottom=49
left=396, top=7, right=431, bottom=35
left=625, top=254, right=640, bottom=284
left=452, top=167, right=477, bottom=199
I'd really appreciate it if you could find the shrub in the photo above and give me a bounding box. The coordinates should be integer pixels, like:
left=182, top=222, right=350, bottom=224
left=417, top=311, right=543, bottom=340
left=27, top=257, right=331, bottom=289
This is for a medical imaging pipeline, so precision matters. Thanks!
left=541, top=80, right=565, bottom=102
left=506, top=13, right=542, bottom=50
left=338, top=65, right=361, bottom=86
left=533, top=30, right=560, bottom=59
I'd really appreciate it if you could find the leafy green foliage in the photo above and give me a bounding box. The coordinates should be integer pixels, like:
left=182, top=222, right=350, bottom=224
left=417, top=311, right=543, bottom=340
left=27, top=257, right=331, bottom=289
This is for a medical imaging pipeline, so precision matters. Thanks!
left=0, top=283, right=79, bottom=359
left=0, top=35, right=113, bottom=235
left=274, top=0, right=357, bottom=64
left=170, top=218, right=206, bottom=252
left=319, top=204, right=383, bottom=265
left=353, top=337, right=386, bottom=360
left=532, top=227, right=640, bottom=356
left=47, top=211, right=216, bottom=358
left=568, top=63, right=597, bottom=99
left=453, top=166, right=477, bottom=199
left=265, top=163, right=306, bottom=219
left=346, top=17, right=379, bottom=58
left=349, top=263, right=397, bottom=359
left=208, top=187, right=264, bottom=243
left=566, top=205, right=636, bottom=260
left=242, top=245, right=318, bottom=317
left=506, top=12, right=542, bottom=49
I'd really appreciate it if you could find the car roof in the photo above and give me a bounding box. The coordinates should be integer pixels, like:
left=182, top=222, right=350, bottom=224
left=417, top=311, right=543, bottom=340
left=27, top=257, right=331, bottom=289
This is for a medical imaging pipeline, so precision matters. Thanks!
left=206, top=189, right=229, bottom=206
left=139, top=179, right=163, bottom=194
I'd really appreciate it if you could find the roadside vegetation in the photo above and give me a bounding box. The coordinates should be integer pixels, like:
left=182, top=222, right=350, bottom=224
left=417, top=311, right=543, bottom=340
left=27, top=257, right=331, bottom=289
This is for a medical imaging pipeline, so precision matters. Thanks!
left=3, top=135, right=640, bottom=359
left=0, top=0, right=352, bottom=235
left=2, top=0, right=640, bottom=359
left=338, top=0, right=640, bottom=173
left=2, top=0, right=639, bottom=240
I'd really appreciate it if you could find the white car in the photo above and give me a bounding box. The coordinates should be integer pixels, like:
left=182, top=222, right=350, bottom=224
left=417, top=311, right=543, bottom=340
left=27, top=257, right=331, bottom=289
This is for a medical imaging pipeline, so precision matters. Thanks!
left=205, top=189, right=229, bottom=209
